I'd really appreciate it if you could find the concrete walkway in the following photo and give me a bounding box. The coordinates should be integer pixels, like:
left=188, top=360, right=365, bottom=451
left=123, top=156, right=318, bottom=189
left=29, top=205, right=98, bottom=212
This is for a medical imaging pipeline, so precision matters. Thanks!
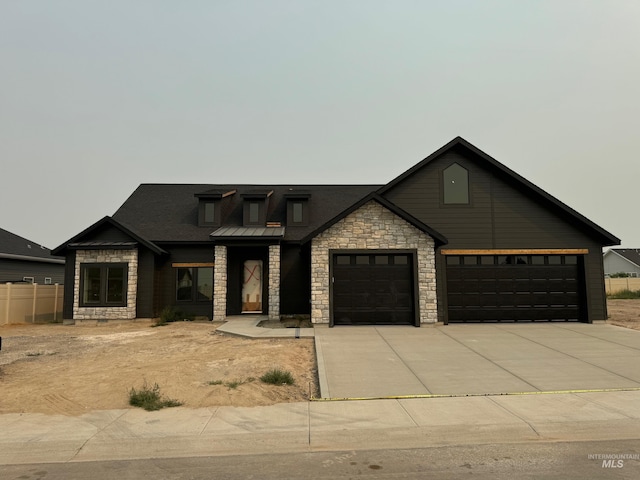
left=217, top=315, right=315, bottom=338
left=314, top=323, right=640, bottom=399
left=1, top=390, right=639, bottom=465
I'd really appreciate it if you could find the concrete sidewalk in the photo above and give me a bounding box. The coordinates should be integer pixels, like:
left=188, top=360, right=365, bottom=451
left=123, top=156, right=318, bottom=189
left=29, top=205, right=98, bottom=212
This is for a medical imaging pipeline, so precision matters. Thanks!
left=1, top=390, right=640, bottom=465
left=315, top=323, right=640, bottom=399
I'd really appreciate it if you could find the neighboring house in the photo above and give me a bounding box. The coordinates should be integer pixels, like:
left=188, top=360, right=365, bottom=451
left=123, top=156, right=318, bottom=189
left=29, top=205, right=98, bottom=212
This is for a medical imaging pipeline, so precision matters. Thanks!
left=0, top=228, right=65, bottom=284
left=603, top=249, right=640, bottom=277
left=53, top=137, right=619, bottom=325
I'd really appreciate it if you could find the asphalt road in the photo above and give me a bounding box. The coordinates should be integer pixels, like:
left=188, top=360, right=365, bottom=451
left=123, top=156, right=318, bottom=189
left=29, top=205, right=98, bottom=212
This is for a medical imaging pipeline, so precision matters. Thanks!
left=2, top=439, right=639, bottom=480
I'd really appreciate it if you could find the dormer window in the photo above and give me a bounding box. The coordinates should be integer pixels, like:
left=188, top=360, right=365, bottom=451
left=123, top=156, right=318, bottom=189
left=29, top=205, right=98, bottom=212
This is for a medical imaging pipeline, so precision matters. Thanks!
left=285, top=191, right=310, bottom=226
left=248, top=201, right=260, bottom=224
left=242, top=190, right=273, bottom=226
left=204, top=202, right=216, bottom=223
left=442, top=163, right=469, bottom=204
left=292, top=202, right=303, bottom=223
left=195, top=189, right=235, bottom=227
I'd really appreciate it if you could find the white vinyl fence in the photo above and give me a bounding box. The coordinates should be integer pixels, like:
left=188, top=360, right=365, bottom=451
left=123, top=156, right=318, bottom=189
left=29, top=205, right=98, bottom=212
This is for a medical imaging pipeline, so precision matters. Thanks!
left=0, top=283, right=64, bottom=325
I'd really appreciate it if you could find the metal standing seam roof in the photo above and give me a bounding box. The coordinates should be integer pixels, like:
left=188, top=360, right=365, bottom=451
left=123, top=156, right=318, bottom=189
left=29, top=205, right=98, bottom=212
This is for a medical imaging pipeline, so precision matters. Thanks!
left=210, top=226, right=286, bottom=238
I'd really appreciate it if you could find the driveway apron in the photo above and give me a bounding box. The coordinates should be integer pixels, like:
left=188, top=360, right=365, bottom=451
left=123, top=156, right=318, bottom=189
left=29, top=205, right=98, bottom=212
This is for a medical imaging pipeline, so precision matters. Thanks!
left=313, top=323, right=640, bottom=399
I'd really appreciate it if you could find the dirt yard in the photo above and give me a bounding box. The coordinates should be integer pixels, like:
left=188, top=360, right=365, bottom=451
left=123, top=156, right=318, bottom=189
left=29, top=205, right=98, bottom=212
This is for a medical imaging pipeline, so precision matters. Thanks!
left=0, top=299, right=638, bottom=416
left=0, top=321, right=317, bottom=415
left=606, top=299, right=640, bottom=331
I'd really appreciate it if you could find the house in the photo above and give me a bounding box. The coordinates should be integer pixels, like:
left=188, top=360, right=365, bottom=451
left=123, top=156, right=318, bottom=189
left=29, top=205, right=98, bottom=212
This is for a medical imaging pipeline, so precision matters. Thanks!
left=52, top=137, right=619, bottom=325
left=0, top=228, right=65, bottom=284
left=603, top=249, right=640, bottom=277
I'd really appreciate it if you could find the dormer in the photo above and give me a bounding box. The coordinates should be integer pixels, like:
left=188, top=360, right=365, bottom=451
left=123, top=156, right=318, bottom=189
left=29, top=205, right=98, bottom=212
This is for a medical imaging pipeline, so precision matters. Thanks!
left=194, top=189, right=236, bottom=227
left=284, top=191, right=311, bottom=226
left=241, top=190, right=273, bottom=226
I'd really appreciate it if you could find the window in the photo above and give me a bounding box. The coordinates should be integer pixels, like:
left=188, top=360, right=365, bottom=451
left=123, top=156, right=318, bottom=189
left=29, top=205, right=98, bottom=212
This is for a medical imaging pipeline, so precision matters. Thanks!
left=23, top=277, right=34, bottom=284
left=197, top=200, right=219, bottom=226
left=44, top=277, right=52, bottom=285
left=287, top=199, right=308, bottom=226
left=443, top=163, right=469, bottom=204
left=80, top=264, right=127, bottom=306
left=204, top=202, right=215, bottom=223
left=249, top=202, right=260, bottom=224
left=292, top=202, right=303, bottom=223
left=176, top=267, right=213, bottom=302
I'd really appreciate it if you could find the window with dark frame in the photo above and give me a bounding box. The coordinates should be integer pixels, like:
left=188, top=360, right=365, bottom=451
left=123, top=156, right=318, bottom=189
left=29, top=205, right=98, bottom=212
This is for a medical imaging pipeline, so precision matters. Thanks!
left=204, top=202, right=215, bottom=223
left=80, top=263, right=127, bottom=306
left=249, top=202, right=260, bottom=224
left=176, top=267, right=213, bottom=302
left=292, top=201, right=303, bottom=223
left=443, top=163, right=469, bottom=204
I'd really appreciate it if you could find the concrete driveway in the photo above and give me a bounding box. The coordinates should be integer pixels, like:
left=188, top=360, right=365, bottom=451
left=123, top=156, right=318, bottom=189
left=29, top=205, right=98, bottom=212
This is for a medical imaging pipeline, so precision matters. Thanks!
left=314, top=323, right=640, bottom=399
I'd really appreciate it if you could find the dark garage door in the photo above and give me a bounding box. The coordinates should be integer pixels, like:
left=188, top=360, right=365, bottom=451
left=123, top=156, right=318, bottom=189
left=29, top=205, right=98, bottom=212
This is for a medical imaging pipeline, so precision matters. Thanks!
left=446, top=254, right=584, bottom=322
left=332, top=253, right=415, bottom=325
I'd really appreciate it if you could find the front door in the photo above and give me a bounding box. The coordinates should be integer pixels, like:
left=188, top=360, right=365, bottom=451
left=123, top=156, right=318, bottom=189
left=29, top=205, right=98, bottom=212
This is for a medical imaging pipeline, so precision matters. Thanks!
left=242, top=260, right=263, bottom=312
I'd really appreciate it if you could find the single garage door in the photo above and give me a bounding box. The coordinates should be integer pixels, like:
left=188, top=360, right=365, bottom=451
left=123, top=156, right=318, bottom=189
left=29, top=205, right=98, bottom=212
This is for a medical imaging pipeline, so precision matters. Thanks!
left=332, top=253, right=415, bottom=325
left=446, top=254, right=584, bottom=322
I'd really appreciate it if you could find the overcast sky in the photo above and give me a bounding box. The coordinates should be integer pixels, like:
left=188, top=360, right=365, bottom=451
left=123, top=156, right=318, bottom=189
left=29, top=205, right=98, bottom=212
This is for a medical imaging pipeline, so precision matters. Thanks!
left=1, top=1, right=638, bottom=250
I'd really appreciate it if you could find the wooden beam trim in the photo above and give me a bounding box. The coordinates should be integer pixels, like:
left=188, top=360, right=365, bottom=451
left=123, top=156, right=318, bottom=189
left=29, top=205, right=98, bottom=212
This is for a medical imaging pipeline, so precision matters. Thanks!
left=171, top=262, right=215, bottom=267
left=441, top=249, right=589, bottom=256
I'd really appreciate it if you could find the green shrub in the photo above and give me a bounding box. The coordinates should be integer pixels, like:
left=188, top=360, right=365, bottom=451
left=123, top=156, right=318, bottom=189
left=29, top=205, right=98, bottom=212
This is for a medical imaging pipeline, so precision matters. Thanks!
left=608, top=289, right=640, bottom=299
left=154, top=306, right=195, bottom=326
left=128, top=382, right=183, bottom=411
left=260, top=368, right=295, bottom=385
left=225, top=380, right=243, bottom=389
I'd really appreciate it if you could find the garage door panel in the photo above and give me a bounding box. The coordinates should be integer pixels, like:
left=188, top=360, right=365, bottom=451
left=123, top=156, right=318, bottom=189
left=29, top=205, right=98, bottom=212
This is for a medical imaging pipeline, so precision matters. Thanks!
left=446, top=255, right=584, bottom=323
left=333, top=254, right=415, bottom=326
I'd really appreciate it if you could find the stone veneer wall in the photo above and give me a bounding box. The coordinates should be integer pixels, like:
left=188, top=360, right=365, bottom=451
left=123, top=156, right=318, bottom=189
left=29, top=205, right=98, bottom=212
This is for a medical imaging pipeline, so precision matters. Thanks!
left=213, top=245, right=227, bottom=322
left=268, top=244, right=280, bottom=320
left=311, top=201, right=437, bottom=324
left=73, top=249, right=138, bottom=320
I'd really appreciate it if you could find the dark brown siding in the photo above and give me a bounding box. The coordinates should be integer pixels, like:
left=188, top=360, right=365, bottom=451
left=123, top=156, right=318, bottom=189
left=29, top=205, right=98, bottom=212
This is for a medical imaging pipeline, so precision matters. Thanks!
left=384, top=150, right=608, bottom=321
left=280, top=244, right=310, bottom=314
left=156, top=244, right=215, bottom=319
left=136, top=249, right=156, bottom=318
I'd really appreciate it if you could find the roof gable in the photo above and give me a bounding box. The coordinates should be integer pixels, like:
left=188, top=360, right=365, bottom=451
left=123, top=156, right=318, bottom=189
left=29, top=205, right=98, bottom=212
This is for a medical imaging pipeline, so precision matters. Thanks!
left=52, top=217, right=166, bottom=256
left=378, top=137, right=620, bottom=246
left=300, top=193, right=447, bottom=245
left=605, top=249, right=640, bottom=269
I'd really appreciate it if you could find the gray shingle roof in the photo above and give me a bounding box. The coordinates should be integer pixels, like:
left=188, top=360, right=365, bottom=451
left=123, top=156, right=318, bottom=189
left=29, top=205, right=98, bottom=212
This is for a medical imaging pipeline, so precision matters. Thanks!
left=0, top=228, right=64, bottom=262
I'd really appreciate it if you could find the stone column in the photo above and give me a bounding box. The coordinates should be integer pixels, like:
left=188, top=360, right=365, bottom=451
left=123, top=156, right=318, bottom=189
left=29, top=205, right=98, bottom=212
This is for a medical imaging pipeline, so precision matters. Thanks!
left=268, top=244, right=280, bottom=320
left=213, top=245, right=227, bottom=322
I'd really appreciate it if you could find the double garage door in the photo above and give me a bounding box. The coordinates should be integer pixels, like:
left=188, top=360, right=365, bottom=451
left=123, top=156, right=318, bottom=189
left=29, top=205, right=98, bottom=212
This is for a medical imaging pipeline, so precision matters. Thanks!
left=332, top=253, right=415, bottom=325
left=446, top=254, right=584, bottom=322
left=331, top=252, right=585, bottom=325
